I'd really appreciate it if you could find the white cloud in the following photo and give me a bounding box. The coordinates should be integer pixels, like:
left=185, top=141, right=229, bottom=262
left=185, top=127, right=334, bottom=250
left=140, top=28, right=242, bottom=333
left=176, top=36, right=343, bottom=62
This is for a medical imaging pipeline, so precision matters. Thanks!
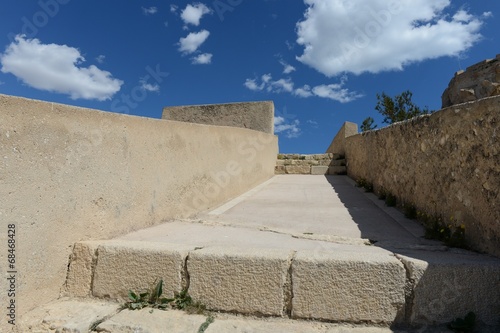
left=270, top=78, right=294, bottom=93
left=0, top=35, right=123, bottom=101
left=191, top=53, right=213, bottom=65
left=244, top=74, right=361, bottom=103
left=294, top=85, right=313, bottom=98
left=170, top=4, right=178, bottom=13
left=181, top=3, right=212, bottom=26
left=296, top=0, right=486, bottom=76
left=179, top=30, right=210, bottom=54
left=142, top=6, right=158, bottom=15
left=274, top=116, right=301, bottom=138
left=280, top=60, right=296, bottom=74
left=96, top=55, right=105, bottom=63
left=139, top=78, right=160, bottom=93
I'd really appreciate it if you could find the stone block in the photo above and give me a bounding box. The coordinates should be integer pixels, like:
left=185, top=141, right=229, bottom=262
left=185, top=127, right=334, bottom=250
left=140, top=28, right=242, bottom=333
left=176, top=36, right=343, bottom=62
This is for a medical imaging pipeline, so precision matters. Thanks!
left=285, top=165, right=311, bottom=174
left=275, top=166, right=286, bottom=174
left=397, top=251, right=500, bottom=326
left=311, top=166, right=329, bottom=175
left=188, top=247, right=292, bottom=316
left=292, top=249, right=406, bottom=323
left=276, top=160, right=285, bottom=166
left=319, top=159, right=334, bottom=166
left=64, top=241, right=101, bottom=297
left=96, top=308, right=207, bottom=333
left=92, top=241, right=192, bottom=300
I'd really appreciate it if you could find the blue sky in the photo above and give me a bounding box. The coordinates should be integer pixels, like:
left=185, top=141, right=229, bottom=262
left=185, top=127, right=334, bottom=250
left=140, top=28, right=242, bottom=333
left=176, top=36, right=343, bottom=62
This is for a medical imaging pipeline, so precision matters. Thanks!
left=0, top=0, right=498, bottom=153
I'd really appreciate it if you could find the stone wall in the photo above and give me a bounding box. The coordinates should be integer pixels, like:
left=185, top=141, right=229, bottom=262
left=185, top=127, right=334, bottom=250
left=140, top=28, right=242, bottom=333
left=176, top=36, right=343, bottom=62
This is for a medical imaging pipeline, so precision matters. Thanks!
left=342, top=96, right=500, bottom=257
left=0, top=94, right=278, bottom=316
left=325, top=121, right=358, bottom=156
left=162, top=101, right=275, bottom=134
left=442, top=54, right=500, bottom=108
left=275, top=154, right=346, bottom=175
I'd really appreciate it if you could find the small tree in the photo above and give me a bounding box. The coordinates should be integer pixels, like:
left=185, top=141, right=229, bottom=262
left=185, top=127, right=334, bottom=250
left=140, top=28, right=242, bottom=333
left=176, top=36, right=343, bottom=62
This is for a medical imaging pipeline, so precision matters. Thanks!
left=360, top=117, right=377, bottom=132
left=362, top=90, right=431, bottom=130
left=375, top=90, right=431, bottom=124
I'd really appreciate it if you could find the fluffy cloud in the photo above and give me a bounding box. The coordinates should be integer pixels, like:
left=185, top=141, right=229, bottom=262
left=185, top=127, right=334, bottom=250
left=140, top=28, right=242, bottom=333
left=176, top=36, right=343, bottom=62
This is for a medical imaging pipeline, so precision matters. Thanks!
left=191, top=53, right=213, bottom=65
left=179, top=30, right=210, bottom=54
left=296, top=0, right=486, bottom=76
left=0, top=35, right=123, bottom=101
left=181, top=3, right=212, bottom=26
left=275, top=116, right=301, bottom=138
left=244, top=74, right=361, bottom=103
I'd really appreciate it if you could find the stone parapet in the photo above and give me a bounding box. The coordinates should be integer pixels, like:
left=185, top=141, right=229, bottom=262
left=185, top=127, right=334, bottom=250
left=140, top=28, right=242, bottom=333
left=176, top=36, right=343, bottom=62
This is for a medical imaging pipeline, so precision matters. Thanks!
left=162, top=101, right=275, bottom=134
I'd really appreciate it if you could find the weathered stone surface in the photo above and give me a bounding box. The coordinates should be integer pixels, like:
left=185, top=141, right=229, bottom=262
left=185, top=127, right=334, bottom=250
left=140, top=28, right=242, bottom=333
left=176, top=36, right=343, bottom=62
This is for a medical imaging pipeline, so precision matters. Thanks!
left=286, top=165, right=311, bottom=174
left=92, top=241, right=192, bottom=300
left=162, top=101, right=275, bottom=134
left=311, top=166, right=329, bottom=175
left=442, top=54, right=500, bottom=107
left=326, top=122, right=359, bottom=155
left=0, top=93, right=278, bottom=316
left=206, top=316, right=395, bottom=333
left=292, top=249, right=406, bottom=323
left=329, top=166, right=347, bottom=175
left=275, top=165, right=286, bottom=174
left=188, top=247, right=292, bottom=316
left=397, top=250, right=500, bottom=326
left=64, top=241, right=100, bottom=297
left=344, top=96, right=500, bottom=257
left=96, top=309, right=207, bottom=333
left=17, top=298, right=119, bottom=333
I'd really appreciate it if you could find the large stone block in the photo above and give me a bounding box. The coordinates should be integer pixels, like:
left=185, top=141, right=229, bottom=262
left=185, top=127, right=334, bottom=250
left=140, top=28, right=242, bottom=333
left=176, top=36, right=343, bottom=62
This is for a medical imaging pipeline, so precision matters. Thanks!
left=92, top=241, right=192, bottom=300
left=292, top=249, right=406, bottom=324
left=162, top=101, right=275, bottom=134
left=311, top=166, right=329, bottom=175
left=188, top=247, right=292, bottom=316
left=64, top=241, right=101, bottom=297
left=286, top=166, right=311, bottom=174
left=397, top=250, right=500, bottom=326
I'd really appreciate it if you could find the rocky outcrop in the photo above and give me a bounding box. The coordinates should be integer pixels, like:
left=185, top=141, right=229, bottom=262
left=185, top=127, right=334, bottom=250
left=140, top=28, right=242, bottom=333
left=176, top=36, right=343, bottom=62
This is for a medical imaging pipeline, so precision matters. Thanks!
left=442, top=54, right=500, bottom=108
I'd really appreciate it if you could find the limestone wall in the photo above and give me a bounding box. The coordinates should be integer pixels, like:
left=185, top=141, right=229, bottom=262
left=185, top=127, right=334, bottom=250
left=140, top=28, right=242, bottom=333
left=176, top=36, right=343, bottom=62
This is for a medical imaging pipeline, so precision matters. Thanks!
left=343, top=96, right=500, bottom=257
left=0, top=94, right=278, bottom=316
left=162, top=101, right=275, bottom=134
left=325, top=121, right=358, bottom=156
left=275, top=154, right=346, bottom=175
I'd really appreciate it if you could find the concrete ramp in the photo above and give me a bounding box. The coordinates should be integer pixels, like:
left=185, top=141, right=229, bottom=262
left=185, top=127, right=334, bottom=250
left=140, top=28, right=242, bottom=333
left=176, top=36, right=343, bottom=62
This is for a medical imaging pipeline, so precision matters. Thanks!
left=20, top=176, right=500, bottom=332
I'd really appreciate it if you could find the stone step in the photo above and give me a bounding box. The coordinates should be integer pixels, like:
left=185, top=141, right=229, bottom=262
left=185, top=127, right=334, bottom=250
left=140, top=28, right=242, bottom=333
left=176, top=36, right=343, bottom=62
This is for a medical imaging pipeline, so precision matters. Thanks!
left=275, top=153, right=347, bottom=175
left=18, top=298, right=450, bottom=333
left=57, top=239, right=500, bottom=331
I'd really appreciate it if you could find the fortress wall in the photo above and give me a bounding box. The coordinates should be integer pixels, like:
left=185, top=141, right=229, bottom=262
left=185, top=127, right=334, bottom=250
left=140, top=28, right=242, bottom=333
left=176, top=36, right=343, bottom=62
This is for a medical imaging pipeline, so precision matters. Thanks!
left=340, top=96, right=500, bottom=257
left=163, top=101, right=275, bottom=134
left=0, top=94, right=278, bottom=316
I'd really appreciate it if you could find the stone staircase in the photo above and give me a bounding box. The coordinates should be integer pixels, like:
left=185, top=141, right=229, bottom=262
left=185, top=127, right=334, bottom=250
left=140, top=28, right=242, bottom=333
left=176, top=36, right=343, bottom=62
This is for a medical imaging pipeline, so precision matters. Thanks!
left=275, top=153, right=346, bottom=175
left=17, top=176, right=500, bottom=333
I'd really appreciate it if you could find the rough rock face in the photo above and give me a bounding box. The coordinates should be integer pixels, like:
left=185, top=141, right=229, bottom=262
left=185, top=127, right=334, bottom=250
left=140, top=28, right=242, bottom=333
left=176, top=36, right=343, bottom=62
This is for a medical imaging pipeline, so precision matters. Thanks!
left=442, top=54, right=500, bottom=108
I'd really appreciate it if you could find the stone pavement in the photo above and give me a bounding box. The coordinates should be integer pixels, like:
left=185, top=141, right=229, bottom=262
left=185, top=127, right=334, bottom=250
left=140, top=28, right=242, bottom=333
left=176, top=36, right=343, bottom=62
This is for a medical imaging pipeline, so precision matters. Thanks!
left=17, top=175, right=500, bottom=333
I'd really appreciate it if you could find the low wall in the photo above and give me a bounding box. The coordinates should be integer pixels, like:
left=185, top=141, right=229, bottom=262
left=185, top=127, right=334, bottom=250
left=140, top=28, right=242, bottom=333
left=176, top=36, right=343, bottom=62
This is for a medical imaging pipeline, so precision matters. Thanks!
left=325, top=121, right=358, bottom=156
left=162, top=101, right=275, bottom=134
left=0, top=94, right=278, bottom=318
left=341, top=96, right=500, bottom=257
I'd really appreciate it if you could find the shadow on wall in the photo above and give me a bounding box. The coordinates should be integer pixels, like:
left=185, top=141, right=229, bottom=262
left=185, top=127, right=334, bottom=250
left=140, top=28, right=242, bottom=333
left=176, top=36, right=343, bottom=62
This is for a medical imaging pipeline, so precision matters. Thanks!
left=324, top=175, right=500, bottom=331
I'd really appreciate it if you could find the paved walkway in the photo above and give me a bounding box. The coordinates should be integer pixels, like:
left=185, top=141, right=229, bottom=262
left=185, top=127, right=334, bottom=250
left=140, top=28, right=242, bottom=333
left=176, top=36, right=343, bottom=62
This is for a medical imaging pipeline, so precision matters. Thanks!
left=119, top=175, right=440, bottom=252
